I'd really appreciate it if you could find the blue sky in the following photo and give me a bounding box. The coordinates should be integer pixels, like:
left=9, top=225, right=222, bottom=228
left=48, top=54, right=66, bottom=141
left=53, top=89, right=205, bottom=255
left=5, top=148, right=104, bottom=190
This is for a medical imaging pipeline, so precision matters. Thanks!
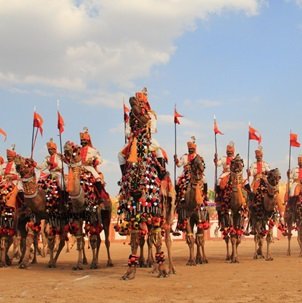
left=1, top=0, right=302, bottom=196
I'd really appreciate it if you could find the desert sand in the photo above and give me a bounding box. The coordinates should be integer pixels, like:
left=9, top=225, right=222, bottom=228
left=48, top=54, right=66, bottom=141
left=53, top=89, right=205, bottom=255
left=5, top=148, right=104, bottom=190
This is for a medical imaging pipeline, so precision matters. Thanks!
left=1, top=237, right=302, bottom=303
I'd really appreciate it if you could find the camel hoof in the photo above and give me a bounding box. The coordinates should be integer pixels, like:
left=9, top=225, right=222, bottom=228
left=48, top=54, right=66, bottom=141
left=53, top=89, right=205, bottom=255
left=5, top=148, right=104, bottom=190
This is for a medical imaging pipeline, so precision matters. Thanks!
left=157, top=270, right=169, bottom=278
left=265, top=257, right=273, bottom=261
left=90, top=263, right=98, bottom=269
left=72, top=265, right=83, bottom=270
left=19, top=263, right=28, bottom=269
left=48, top=263, right=56, bottom=268
left=107, top=260, right=114, bottom=267
left=186, top=260, right=196, bottom=266
left=83, top=258, right=88, bottom=265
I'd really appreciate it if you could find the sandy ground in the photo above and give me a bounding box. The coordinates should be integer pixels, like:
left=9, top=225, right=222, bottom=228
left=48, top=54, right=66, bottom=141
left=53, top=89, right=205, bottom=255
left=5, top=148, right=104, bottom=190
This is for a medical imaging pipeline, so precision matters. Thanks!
left=1, top=237, right=302, bottom=303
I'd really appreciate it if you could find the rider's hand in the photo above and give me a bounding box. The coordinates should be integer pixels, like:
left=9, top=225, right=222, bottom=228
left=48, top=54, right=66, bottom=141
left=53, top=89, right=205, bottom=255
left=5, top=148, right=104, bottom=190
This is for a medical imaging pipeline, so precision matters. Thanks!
left=213, top=153, right=218, bottom=165
left=174, top=155, right=179, bottom=165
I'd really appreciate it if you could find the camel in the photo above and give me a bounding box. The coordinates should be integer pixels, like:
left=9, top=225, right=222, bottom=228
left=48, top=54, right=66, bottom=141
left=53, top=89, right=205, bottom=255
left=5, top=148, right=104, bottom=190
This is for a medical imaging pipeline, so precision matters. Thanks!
left=284, top=187, right=302, bottom=257
left=216, top=154, right=248, bottom=263
left=116, top=94, right=174, bottom=279
left=63, top=141, right=112, bottom=270
left=175, top=154, right=209, bottom=266
left=249, top=168, right=283, bottom=261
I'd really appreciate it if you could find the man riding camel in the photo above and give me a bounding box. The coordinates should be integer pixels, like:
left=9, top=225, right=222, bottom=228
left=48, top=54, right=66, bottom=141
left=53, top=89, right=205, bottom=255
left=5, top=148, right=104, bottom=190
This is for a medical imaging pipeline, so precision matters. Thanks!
left=247, top=145, right=270, bottom=193
left=79, top=127, right=109, bottom=200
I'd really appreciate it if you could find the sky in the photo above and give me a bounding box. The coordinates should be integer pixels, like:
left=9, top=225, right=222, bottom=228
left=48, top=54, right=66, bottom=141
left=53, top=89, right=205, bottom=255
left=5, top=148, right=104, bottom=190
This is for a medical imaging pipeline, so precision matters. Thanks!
left=1, top=0, right=302, bottom=197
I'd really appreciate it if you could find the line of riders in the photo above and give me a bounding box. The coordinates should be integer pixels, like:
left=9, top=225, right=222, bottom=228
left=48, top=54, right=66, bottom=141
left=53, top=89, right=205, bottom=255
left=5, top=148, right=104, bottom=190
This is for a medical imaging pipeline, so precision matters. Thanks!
left=0, top=88, right=301, bottom=279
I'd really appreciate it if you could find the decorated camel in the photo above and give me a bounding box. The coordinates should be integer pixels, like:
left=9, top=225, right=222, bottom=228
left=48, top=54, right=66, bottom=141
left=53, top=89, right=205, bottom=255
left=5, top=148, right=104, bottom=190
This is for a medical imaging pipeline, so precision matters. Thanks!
left=248, top=168, right=283, bottom=260
left=283, top=182, right=302, bottom=257
left=14, top=155, right=68, bottom=268
left=216, top=154, right=248, bottom=263
left=116, top=90, right=175, bottom=279
left=63, top=141, right=112, bottom=270
left=175, top=141, right=210, bottom=266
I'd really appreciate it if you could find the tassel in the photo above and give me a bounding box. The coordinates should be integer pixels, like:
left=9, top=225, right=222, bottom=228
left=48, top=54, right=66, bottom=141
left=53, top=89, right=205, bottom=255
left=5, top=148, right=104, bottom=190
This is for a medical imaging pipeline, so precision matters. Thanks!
left=127, top=137, right=138, bottom=163
left=195, top=182, right=203, bottom=205
left=67, top=168, right=75, bottom=192
left=236, top=185, right=246, bottom=206
left=6, top=185, right=18, bottom=208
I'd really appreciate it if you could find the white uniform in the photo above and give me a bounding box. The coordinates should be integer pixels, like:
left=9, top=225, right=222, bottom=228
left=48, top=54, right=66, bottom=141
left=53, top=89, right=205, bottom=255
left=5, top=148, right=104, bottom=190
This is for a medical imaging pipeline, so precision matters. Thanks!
left=37, top=153, right=64, bottom=187
left=177, top=153, right=207, bottom=183
left=1, top=161, right=23, bottom=191
left=81, top=145, right=102, bottom=180
left=249, top=161, right=270, bottom=178
left=289, top=167, right=302, bottom=197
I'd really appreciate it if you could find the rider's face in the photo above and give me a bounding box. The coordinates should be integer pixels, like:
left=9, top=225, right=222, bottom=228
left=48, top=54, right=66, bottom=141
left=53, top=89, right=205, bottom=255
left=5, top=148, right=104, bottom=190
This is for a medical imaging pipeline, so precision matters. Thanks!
left=188, top=148, right=195, bottom=154
left=81, top=140, right=88, bottom=147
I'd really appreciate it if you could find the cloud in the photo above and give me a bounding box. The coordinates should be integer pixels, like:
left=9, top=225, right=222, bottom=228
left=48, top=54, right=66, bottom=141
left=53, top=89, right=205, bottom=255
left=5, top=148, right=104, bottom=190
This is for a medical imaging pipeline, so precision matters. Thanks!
left=0, top=0, right=263, bottom=106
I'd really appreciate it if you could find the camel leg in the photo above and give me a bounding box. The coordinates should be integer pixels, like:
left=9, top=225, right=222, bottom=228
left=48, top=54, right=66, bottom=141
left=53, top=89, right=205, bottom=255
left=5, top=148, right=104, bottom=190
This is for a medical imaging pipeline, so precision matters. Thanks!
left=195, top=231, right=208, bottom=264
left=19, top=227, right=35, bottom=269
left=230, top=235, right=240, bottom=263
left=151, top=229, right=168, bottom=278
left=164, top=228, right=176, bottom=274
left=146, top=233, right=154, bottom=268
left=297, top=228, right=302, bottom=257
left=73, top=221, right=84, bottom=270
left=224, top=235, right=231, bottom=261
left=53, top=235, right=65, bottom=266
left=47, top=235, right=56, bottom=268
left=101, top=210, right=113, bottom=267
left=122, top=230, right=139, bottom=280
left=186, top=231, right=196, bottom=266
left=0, top=237, right=7, bottom=267
left=287, top=225, right=292, bottom=256
left=265, top=230, right=274, bottom=261
left=89, top=234, right=99, bottom=269
left=138, top=235, right=146, bottom=267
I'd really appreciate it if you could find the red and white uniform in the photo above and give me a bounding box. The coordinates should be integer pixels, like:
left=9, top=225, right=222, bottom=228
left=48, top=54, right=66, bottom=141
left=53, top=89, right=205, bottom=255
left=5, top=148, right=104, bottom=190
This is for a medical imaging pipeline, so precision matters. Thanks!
left=249, top=161, right=270, bottom=178
left=289, top=167, right=302, bottom=197
left=38, top=153, right=63, bottom=186
left=80, top=145, right=102, bottom=180
left=1, top=160, right=23, bottom=190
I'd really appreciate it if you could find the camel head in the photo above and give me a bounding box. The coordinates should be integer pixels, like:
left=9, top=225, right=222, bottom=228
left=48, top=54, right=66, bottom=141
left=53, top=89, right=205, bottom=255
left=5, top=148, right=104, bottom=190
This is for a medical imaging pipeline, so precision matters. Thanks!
left=63, top=141, right=81, bottom=165
left=230, top=154, right=244, bottom=174
left=14, top=155, right=36, bottom=179
left=267, top=168, right=281, bottom=187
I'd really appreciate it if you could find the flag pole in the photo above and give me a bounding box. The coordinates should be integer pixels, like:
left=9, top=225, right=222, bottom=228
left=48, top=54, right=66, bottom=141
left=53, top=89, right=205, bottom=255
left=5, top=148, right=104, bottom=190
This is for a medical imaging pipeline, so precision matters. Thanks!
left=247, top=122, right=251, bottom=182
left=31, top=108, right=36, bottom=159
left=123, top=97, right=127, bottom=144
left=174, top=105, right=177, bottom=188
left=287, top=130, right=292, bottom=203
left=214, top=115, right=218, bottom=200
left=57, top=100, right=66, bottom=199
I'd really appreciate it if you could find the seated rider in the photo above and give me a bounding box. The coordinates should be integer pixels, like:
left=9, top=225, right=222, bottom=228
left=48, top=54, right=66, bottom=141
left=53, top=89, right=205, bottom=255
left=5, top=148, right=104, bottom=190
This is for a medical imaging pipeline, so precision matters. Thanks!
left=79, top=127, right=109, bottom=199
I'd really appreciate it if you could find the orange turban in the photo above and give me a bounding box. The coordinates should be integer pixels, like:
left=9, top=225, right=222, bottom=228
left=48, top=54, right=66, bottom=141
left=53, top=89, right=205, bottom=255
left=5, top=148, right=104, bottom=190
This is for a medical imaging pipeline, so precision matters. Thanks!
left=226, top=141, right=235, bottom=153
left=6, top=149, right=16, bottom=157
left=255, top=145, right=263, bottom=157
left=187, top=141, right=196, bottom=150
left=80, top=127, right=92, bottom=146
left=0, top=156, right=4, bottom=165
left=47, top=138, right=57, bottom=150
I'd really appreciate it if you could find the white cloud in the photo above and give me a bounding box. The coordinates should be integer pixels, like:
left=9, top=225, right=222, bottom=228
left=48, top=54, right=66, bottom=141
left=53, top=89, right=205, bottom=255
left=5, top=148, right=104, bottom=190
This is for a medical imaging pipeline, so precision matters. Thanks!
left=0, top=0, right=263, bottom=107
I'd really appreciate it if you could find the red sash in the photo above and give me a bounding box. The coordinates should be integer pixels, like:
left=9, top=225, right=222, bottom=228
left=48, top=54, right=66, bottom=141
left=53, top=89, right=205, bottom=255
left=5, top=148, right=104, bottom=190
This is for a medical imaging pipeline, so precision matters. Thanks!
left=4, top=161, right=13, bottom=175
left=49, top=154, right=58, bottom=170
left=188, top=153, right=196, bottom=162
left=257, top=162, right=262, bottom=174
left=299, top=168, right=302, bottom=180
left=226, top=157, right=232, bottom=165
left=80, top=146, right=88, bottom=163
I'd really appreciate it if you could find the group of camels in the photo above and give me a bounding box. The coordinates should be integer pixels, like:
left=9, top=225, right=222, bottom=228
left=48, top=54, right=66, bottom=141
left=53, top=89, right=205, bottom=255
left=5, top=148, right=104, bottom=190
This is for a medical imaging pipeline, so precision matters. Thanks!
left=0, top=93, right=302, bottom=280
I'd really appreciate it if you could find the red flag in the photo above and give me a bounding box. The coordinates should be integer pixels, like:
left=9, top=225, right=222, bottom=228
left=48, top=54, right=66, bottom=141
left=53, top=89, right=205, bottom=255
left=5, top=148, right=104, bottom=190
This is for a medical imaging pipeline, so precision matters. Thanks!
left=33, top=111, right=44, bottom=136
left=174, top=109, right=183, bottom=124
left=249, top=125, right=261, bottom=143
left=57, top=111, right=65, bottom=134
left=0, top=128, right=7, bottom=141
left=123, top=103, right=130, bottom=123
left=290, top=132, right=300, bottom=147
left=214, top=118, right=223, bottom=135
